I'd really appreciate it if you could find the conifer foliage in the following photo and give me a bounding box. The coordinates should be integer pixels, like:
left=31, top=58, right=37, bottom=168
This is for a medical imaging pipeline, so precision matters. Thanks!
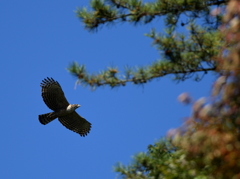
left=68, top=0, right=225, bottom=89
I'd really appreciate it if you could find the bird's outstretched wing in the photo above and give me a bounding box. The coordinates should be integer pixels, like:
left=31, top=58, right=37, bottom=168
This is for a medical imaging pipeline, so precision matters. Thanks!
left=40, top=77, right=69, bottom=111
left=58, top=112, right=92, bottom=137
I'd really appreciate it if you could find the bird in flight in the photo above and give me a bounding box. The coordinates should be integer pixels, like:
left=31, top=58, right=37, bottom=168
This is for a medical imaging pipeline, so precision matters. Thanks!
left=39, top=77, right=91, bottom=136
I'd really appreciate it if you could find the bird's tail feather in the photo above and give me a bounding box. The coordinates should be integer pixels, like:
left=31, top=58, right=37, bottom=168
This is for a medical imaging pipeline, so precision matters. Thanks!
left=39, top=112, right=57, bottom=125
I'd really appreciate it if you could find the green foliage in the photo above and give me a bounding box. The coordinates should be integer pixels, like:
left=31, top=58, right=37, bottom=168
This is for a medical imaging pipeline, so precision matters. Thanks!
left=146, top=25, right=222, bottom=65
left=68, top=22, right=222, bottom=88
left=69, top=0, right=226, bottom=89
left=114, top=140, right=174, bottom=179
left=76, top=0, right=225, bottom=30
left=67, top=60, right=215, bottom=89
left=115, top=139, right=212, bottom=179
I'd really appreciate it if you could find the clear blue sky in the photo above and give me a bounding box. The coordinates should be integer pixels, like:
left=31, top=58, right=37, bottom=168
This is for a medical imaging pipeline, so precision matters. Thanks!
left=0, top=1, right=215, bottom=178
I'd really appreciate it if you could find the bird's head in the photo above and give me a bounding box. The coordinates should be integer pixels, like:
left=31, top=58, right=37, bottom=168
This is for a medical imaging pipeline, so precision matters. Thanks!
left=67, top=104, right=81, bottom=112
left=72, top=104, right=81, bottom=109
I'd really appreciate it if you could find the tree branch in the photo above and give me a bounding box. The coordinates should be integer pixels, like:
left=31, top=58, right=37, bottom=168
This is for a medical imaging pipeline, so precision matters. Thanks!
left=67, top=62, right=216, bottom=89
left=76, top=0, right=228, bottom=30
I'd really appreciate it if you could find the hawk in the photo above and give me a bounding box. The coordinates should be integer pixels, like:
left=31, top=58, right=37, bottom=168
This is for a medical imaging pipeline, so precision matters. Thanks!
left=39, top=77, right=91, bottom=136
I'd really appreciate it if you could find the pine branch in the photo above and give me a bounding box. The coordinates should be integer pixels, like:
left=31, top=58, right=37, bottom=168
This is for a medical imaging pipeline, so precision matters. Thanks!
left=70, top=0, right=224, bottom=90
left=76, top=0, right=228, bottom=30
left=68, top=23, right=222, bottom=89
left=67, top=61, right=216, bottom=89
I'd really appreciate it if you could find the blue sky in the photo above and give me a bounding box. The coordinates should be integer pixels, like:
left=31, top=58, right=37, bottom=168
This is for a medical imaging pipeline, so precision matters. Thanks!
left=1, top=1, right=215, bottom=178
